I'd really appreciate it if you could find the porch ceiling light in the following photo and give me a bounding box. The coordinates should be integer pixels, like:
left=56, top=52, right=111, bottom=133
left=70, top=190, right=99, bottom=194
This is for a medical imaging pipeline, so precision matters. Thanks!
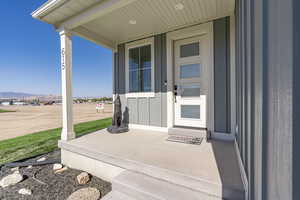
left=129, top=20, right=137, bottom=25
left=174, top=3, right=184, bottom=11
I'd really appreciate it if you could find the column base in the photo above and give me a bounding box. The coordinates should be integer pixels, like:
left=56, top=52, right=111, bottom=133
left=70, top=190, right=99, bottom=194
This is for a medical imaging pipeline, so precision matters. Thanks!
left=61, top=130, right=75, bottom=141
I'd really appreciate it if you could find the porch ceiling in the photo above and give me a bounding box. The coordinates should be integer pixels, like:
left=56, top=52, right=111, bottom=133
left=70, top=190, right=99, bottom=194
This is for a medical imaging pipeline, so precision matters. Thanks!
left=33, top=0, right=235, bottom=49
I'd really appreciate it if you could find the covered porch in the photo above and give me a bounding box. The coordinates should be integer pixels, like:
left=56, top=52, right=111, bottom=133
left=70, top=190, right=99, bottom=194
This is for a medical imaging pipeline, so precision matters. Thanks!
left=32, top=0, right=236, bottom=141
left=59, top=128, right=244, bottom=199
left=32, top=0, right=243, bottom=199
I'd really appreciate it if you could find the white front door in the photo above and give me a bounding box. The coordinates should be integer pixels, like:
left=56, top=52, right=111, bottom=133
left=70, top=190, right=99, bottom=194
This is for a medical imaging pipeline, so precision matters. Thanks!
left=174, top=35, right=209, bottom=128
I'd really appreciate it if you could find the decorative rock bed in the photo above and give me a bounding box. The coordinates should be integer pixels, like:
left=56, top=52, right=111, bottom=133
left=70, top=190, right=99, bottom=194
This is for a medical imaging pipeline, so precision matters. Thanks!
left=0, top=151, right=111, bottom=200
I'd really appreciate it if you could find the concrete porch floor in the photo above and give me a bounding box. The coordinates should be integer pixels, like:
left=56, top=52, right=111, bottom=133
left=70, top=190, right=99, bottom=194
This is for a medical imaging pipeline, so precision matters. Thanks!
left=59, top=128, right=244, bottom=199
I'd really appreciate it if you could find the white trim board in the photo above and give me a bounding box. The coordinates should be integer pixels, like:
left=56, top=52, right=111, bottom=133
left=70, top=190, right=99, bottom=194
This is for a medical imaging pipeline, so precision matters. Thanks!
left=125, top=92, right=155, bottom=98
left=31, top=0, right=66, bottom=18
left=128, top=124, right=168, bottom=133
left=125, top=37, right=155, bottom=98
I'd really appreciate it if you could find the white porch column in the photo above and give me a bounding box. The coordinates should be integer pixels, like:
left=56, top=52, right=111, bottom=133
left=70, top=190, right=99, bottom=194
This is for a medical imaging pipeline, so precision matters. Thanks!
left=60, top=30, right=75, bottom=141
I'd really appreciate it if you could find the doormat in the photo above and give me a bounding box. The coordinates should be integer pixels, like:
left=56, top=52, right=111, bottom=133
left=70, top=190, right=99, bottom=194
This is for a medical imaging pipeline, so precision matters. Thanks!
left=166, top=135, right=203, bottom=145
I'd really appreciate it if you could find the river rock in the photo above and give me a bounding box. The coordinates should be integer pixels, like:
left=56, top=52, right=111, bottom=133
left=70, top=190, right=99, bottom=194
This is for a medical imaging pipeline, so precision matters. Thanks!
left=37, top=157, right=46, bottom=162
left=18, top=188, right=32, bottom=195
left=11, top=167, right=19, bottom=172
left=77, top=172, right=90, bottom=184
left=67, top=188, right=100, bottom=200
left=53, top=163, right=63, bottom=171
left=54, top=167, right=68, bottom=174
left=0, top=172, right=23, bottom=187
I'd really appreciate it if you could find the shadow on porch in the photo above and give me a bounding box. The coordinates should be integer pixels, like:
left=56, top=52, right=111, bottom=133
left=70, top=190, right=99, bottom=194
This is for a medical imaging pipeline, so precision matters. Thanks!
left=59, top=129, right=245, bottom=199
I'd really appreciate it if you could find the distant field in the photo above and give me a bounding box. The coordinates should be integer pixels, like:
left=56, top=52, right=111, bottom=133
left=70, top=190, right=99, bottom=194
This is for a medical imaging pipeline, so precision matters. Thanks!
left=0, top=108, right=15, bottom=113
left=0, top=103, right=112, bottom=141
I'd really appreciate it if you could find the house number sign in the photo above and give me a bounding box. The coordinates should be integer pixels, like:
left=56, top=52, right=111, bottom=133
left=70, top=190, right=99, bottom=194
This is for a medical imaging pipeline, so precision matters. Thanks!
left=61, top=48, right=65, bottom=70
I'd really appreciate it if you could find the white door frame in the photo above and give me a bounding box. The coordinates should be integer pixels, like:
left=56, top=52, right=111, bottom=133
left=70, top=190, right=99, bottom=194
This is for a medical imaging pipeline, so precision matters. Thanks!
left=173, top=36, right=209, bottom=128
left=166, top=22, right=214, bottom=133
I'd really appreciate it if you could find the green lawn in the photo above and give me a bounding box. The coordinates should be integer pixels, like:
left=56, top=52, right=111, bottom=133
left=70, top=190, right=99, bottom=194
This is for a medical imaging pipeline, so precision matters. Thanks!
left=0, top=118, right=112, bottom=165
left=0, top=108, right=16, bottom=113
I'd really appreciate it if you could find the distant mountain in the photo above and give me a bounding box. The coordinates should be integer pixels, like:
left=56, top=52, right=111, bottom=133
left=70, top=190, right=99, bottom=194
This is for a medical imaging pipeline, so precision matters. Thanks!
left=0, top=92, right=40, bottom=98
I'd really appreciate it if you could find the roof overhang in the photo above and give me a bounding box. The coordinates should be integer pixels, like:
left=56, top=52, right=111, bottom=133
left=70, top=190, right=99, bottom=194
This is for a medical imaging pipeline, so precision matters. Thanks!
left=31, top=0, right=68, bottom=19
left=32, top=0, right=235, bottom=50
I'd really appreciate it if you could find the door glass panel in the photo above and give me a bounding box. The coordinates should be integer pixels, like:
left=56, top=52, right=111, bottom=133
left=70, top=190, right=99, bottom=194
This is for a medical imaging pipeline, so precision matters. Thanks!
left=181, top=84, right=200, bottom=97
left=180, top=42, right=199, bottom=58
left=181, top=105, right=200, bottom=119
left=180, top=63, right=200, bottom=79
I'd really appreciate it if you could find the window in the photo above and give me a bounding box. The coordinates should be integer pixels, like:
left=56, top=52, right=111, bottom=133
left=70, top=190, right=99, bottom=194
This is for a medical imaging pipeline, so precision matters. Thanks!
left=129, top=45, right=151, bottom=92
left=126, top=38, right=154, bottom=97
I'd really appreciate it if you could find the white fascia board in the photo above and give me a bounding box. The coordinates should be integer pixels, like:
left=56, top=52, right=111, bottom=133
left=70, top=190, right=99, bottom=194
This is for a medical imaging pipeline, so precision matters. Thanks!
left=58, top=0, right=138, bottom=30
left=31, top=0, right=67, bottom=19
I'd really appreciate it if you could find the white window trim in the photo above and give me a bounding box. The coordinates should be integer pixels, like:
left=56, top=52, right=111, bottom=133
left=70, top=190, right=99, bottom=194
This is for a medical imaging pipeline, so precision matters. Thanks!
left=125, top=37, right=155, bottom=98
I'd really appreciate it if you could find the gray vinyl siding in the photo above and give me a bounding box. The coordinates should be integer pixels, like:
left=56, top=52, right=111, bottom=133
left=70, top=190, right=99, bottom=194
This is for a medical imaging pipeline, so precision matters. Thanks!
left=236, top=0, right=300, bottom=199
left=126, top=98, right=138, bottom=123
left=138, top=98, right=149, bottom=125
left=294, top=1, right=300, bottom=199
left=213, top=17, right=231, bottom=133
left=114, top=34, right=167, bottom=127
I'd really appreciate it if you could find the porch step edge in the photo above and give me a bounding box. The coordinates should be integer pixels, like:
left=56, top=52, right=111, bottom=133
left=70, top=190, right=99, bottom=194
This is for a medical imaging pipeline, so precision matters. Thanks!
left=113, top=170, right=222, bottom=200
left=101, top=191, right=137, bottom=200
left=59, top=140, right=245, bottom=200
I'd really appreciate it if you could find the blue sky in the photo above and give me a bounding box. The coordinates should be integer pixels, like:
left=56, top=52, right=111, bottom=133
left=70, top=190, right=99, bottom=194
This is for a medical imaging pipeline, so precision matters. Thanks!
left=0, top=1, right=112, bottom=97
